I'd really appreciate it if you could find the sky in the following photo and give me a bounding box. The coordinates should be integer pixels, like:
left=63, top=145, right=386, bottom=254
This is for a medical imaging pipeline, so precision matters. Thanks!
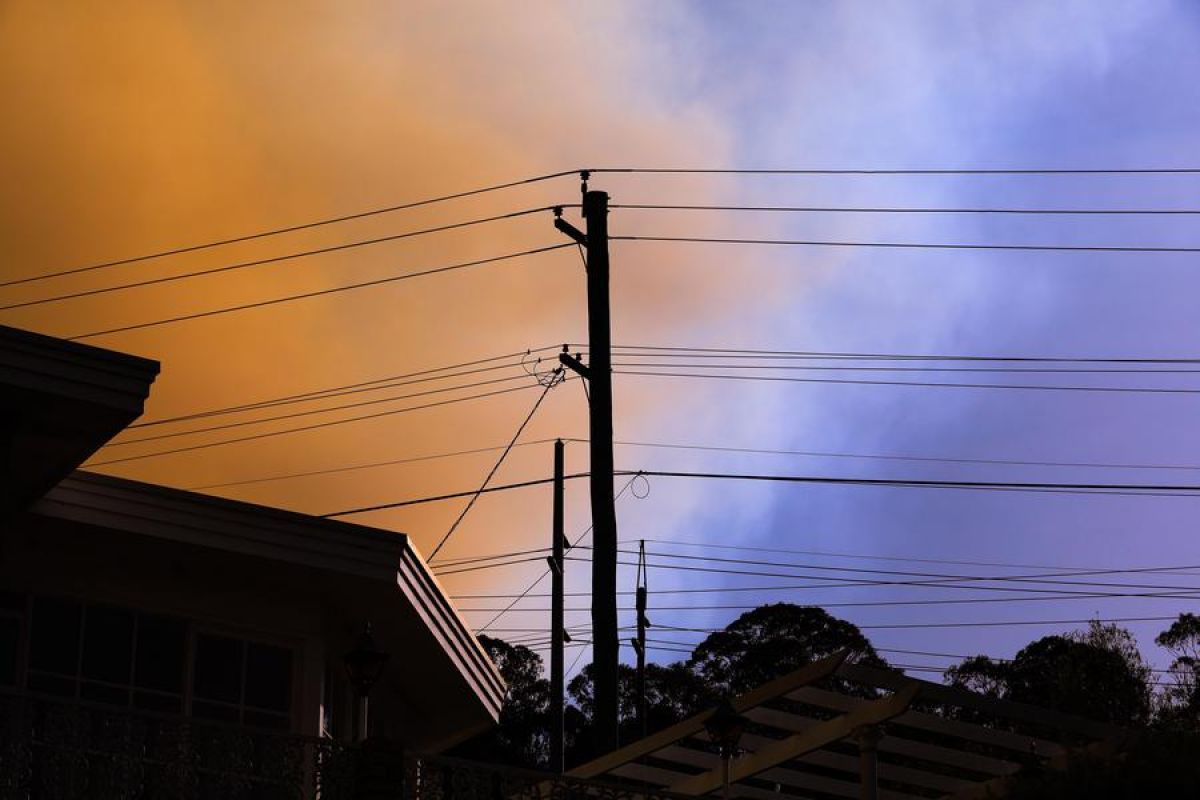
left=3, top=1, right=1200, bottom=681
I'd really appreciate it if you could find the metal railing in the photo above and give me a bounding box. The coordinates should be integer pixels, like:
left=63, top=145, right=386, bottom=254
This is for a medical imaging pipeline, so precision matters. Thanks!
left=0, top=693, right=687, bottom=800
left=407, top=755, right=692, bottom=800
left=0, top=692, right=357, bottom=799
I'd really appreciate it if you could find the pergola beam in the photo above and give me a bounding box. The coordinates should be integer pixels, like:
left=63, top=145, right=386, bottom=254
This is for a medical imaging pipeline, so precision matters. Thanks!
left=669, top=684, right=921, bottom=796
left=569, top=650, right=849, bottom=780
left=744, top=706, right=1021, bottom=777
left=790, top=686, right=1063, bottom=756
left=838, top=662, right=1122, bottom=740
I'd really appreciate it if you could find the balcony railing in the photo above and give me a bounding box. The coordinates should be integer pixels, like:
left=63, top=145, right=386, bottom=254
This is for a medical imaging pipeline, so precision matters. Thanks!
left=0, top=692, right=357, bottom=799
left=406, top=755, right=690, bottom=800
left=0, top=694, right=689, bottom=800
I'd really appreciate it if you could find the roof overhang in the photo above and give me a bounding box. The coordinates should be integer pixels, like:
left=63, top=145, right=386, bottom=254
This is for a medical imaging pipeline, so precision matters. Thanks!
left=0, top=325, right=158, bottom=512
left=29, top=470, right=504, bottom=750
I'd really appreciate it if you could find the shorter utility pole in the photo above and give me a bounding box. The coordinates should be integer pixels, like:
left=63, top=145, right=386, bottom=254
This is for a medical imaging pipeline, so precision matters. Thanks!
left=633, top=540, right=649, bottom=740
left=548, top=439, right=566, bottom=772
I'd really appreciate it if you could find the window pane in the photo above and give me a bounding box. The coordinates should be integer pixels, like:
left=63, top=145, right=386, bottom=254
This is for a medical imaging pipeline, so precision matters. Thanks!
left=81, top=681, right=129, bottom=706
left=0, top=618, right=19, bottom=686
left=135, top=615, right=186, bottom=693
left=243, top=710, right=290, bottom=731
left=30, top=597, right=81, bottom=675
left=193, top=634, right=243, bottom=703
left=133, top=691, right=182, bottom=714
left=27, top=672, right=75, bottom=697
left=81, top=605, right=134, bottom=684
left=192, top=700, right=239, bottom=723
left=244, top=643, right=292, bottom=713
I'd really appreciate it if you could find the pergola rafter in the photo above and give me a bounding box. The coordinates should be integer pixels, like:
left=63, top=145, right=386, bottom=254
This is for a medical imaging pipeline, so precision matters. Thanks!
left=570, top=650, right=1129, bottom=800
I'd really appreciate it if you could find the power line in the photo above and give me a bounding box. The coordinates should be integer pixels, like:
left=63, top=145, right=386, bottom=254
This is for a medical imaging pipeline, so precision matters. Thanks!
left=425, top=547, right=552, bottom=568
left=322, top=467, right=1200, bottom=519
left=0, top=207, right=555, bottom=311
left=606, top=438, right=1200, bottom=472
left=186, top=433, right=1200, bottom=492
left=632, top=469, right=1200, bottom=498
left=617, top=234, right=1200, bottom=254
left=612, top=203, right=1200, bottom=215
left=636, top=538, right=1200, bottom=573
left=457, top=591, right=1200, bottom=611
left=476, top=473, right=646, bottom=633
left=581, top=556, right=1200, bottom=590
left=654, top=615, right=1183, bottom=632
left=1, top=170, right=576, bottom=289
left=446, top=548, right=1200, bottom=593
left=429, top=370, right=562, bottom=560
left=612, top=361, right=1200, bottom=375
left=592, top=167, right=1200, bottom=175
left=68, top=243, right=573, bottom=341
left=618, top=368, right=1200, bottom=395
left=434, top=556, right=550, bottom=577
left=188, top=438, right=565, bottom=491
left=608, top=343, right=1200, bottom=365
left=628, top=547, right=1200, bottom=590
left=107, top=372, right=536, bottom=448
left=90, top=382, right=555, bottom=467
left=323, top=473, right=591, bottom=518
left=462, top=542, right=1200, bottom=589
left=130, top=347, right=558, bottom=429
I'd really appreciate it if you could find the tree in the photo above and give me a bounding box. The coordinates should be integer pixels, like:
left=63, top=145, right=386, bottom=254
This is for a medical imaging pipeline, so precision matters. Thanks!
left=566, top=659, right=715, bottom=762
left=996, top=729, right=1200, bottom=798
left=453, top=635, right=551, bottom=769
left=945, top=654, right=1009, bottom=698
left=946, top=622, right=1152, bottom=726
left=687, top=603, right=886, bottom=695
left=1155, top=613, right=1200, bottom=725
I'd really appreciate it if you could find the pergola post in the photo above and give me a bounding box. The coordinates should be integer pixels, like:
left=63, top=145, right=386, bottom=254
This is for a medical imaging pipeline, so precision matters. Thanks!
left=854, top=725, right=882, bottom=800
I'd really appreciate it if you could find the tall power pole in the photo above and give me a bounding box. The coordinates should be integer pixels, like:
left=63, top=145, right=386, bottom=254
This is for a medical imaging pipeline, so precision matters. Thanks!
left=633, top=540, right=649, bottom=741
left=555, top=178, right=620, bottom=754
left=549, top=439, right=566, bottom=772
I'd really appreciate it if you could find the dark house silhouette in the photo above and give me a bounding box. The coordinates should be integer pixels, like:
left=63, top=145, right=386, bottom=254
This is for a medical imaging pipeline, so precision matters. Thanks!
left=0, top=325, right=503, bottom=794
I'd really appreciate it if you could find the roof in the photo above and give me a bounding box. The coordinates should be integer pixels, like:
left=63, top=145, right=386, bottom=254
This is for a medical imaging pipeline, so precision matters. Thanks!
left=571, top=650, right=1128, bottom=800
left=30, top=469, right=505, bottom=744
left=0, top=324, right=159, bottom=510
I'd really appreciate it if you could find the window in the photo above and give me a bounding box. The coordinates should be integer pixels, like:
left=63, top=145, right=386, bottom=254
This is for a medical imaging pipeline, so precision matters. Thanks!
left=26, top=597, right=187, bottom=713
left=0, top=591, right=21, bottom=687
left=27, top=596, right=82, bottom=697
left=192, top=634, right=293, bottom=729
left=16, top=595, right=294, bottom=730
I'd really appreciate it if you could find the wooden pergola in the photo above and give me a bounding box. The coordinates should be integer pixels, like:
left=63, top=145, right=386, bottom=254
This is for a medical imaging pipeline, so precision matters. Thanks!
left=569, top=651, right=1128, bottom=800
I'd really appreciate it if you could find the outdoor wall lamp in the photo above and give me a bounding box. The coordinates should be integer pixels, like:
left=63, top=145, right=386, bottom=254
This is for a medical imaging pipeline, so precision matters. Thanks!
left=343, top=622, right=389, bottom=740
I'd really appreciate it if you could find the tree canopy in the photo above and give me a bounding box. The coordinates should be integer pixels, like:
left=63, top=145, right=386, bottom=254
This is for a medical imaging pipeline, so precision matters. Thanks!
left=687, top=603, right=886, bottom=695
left=466, top=607, right=1200, bottom=774
left=947, top=621, right=1152, bottom=726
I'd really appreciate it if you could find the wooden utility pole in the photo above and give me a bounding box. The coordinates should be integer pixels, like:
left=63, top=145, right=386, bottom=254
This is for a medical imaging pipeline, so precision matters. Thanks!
left=634, top=540, right=648, bottom=741
left=549, top=438, right=566, bottom=772
left=554, top=176, right=620, bottom=755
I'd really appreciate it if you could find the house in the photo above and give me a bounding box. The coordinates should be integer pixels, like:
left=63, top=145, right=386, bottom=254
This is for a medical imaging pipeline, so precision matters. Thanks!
left=0, top=324, right=504, bottom=795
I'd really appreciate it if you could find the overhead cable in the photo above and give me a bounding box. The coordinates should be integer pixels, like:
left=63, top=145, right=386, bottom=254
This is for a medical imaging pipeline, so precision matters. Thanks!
left=2, top=170, right=576, bottom=289
left=612, top=203, right=1200, bottom=215
left=0, top=207, right=555, bottom=311
left=69, top=243, right=573, bottom=341
left=617, top=234, right=1200, bottom=254
left=429, top=369, right=563, bottom=560
left=89, top=382, right=556, bottom=467
left=618, top=368, right=1200, bottom=395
